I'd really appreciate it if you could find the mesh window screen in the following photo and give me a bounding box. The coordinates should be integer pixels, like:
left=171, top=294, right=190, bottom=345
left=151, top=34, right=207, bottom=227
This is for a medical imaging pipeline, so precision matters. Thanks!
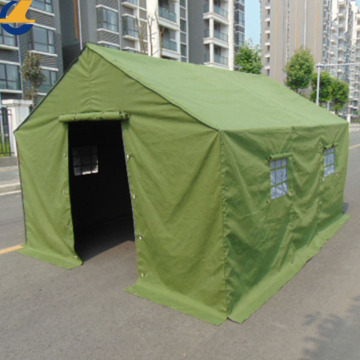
left=324, top=148, right=336, bottom=177
left=72, top=146, right=99, bottom=176
left=270, top=158, right=288, bottom=199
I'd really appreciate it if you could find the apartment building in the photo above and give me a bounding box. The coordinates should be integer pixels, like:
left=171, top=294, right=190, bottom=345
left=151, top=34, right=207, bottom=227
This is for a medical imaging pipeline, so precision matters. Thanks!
left=260, top=0, right=360, bottom=121
left=188, top=0, right=245, bottom=71
left=0, top=0, right=63, bottom=101
left=60, top=0, right=188, bottom=69
left=348, top=1, right=360, bottom=119
left=61, top=0, right=244, bottom=71
left=260, top=0, right=324, bottom=83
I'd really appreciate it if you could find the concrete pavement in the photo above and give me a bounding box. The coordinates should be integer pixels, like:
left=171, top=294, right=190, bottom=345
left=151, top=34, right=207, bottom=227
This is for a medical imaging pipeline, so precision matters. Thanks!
left=0, top=157, right=20, bottom=195
left=0, top=132, right=360, bottom=360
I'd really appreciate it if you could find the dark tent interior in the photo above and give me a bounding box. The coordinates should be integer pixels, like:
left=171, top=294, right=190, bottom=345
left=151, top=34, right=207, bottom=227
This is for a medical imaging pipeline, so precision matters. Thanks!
left=68, top=121, right=134, bottom=259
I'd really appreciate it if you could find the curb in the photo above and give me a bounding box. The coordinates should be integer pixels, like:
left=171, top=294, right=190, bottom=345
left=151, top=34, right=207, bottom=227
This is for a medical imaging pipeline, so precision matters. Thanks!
left=0, top=183, right=21, bottom=195
left=0, top=157, right=17, bottom=168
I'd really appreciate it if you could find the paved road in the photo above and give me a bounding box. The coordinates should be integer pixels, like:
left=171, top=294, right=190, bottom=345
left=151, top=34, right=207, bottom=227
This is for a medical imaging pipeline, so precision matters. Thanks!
left=0, top=132, right=360, bottom=360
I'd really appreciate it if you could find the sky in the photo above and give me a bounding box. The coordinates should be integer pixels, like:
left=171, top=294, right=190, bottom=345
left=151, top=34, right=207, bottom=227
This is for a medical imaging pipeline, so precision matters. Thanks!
left=245, top=1, right=261, bottom=45
left=245, top=0, right=360, bottom=46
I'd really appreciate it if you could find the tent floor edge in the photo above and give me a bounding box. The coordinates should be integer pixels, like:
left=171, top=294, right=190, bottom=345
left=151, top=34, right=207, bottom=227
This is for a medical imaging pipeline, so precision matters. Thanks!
left=18, top=246, right=83, bottom=270
left=126, top=282, right=227, bottom=326
left=228, top=213, right=351, bottom=324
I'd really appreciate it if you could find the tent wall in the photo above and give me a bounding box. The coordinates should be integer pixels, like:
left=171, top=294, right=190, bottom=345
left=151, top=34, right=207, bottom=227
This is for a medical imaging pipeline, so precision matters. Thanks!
left=123, top=116, right=227, bottom=324
left=15, top=45, right=350, bottom=325
left=220, top=124, right=349, bottom=323
left=16, top=48, right=227, bottom=323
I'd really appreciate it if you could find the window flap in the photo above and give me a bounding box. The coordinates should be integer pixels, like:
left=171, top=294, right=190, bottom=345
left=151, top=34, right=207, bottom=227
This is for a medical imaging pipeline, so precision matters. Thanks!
left=58, top=111, right=129, bottom=123
left=268, top=152, right=292, bottom=162
left=323, top=143, right=338, bottom=150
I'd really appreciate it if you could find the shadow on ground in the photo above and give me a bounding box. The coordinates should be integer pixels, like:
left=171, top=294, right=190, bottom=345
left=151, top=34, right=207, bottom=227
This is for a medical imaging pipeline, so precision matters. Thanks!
left=75, top=217, right=135, bottom=261
left=300, top=296, right=360, bottom=360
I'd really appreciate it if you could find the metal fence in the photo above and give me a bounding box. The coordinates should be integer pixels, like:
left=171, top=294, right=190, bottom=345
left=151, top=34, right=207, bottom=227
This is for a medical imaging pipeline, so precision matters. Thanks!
left=0, top=107, right=12, bottom=157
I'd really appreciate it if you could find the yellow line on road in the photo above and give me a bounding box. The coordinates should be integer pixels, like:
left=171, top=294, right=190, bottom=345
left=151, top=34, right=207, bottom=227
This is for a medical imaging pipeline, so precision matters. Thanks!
left=349, top=144, right=360, bottom=150
left=0, top=245, right=23, bottom=255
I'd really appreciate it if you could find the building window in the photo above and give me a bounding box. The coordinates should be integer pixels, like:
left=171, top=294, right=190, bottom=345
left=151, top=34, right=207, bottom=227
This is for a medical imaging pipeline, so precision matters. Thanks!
left=324, top=148, right=336, bottom=177
left=0, top=63, right=20, bottom=90
left=181, top=44, right=187, bottom=57
left=40, top=69, right=57, bottom=93
left=0, top=26, right=16, bottom=47
left=180, top=19, right=186, bottom=32
left=122, top=16, right=138, bottom=38
left=32, top=0, right=53, bottom=13
left=235, top=10, right=245, bottom=26
left=32, top=27, right=55, bottom=54
left=97, top=8, right=119, bottom=33
left=270, top=158, right=288, bottom=199
left=72, top=146, right=99, bottom=176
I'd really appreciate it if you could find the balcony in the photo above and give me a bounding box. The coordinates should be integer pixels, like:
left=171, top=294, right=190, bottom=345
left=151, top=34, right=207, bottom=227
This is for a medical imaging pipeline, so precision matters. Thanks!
left=123, top=27, right=138, bottom=39
left=121, top=0, right=138, bottom=7
left=214, top=54, right=228, bottom=65
left=204, top=53, right=210, bottom=62
left=162, top=38, right=177, bottom=52
left=204, top=29, right=228, bottom=42
left=159, top=7, right=177, bottom=23
left=39, top=84, right=52, bottom=94
left=203, top=4, right=228, bottom=18
left=214, top=5, right=228, bottom=18
left=214, top=29, right=228, bottom=42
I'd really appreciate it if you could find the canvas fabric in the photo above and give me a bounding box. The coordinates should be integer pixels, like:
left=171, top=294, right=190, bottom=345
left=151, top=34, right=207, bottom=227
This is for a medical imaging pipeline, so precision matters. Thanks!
left=15, top=45, right=349, bottom=324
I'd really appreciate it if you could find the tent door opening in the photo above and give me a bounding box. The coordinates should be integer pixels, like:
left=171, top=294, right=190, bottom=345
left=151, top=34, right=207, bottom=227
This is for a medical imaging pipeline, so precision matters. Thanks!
left=68, top=120, right=134, bottom=260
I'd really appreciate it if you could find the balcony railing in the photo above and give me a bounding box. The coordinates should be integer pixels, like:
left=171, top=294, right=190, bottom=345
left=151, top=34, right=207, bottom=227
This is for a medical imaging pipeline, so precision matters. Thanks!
left=123, top=27, right=138, bottom=38
left=204, top=4, right=228, bottom=18
left=214, top=5, right=228, bottom=18
left=162, top=38, right=177, bottom=51
left=39, top=84, right=52, bottom=94
left=121, top=0, right=138, bottom=5
left=214, top=29, right=228, bottom=42
left=159, top=7, right=177, bottom=23
left=214, top=54, right=228, bottom=65
left=204, top=53, right=210, bottom=62
left=204, top=29, right=228, bottom=42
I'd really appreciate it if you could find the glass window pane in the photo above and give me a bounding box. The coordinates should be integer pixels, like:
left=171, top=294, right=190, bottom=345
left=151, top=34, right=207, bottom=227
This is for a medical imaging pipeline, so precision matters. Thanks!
left=7, top=65, right=18, bottom=81
left=0, top=64, right=5, bottom=79
left=270, top=157, right=288, bottom=199
left=270, top=170, right=276, bottom=186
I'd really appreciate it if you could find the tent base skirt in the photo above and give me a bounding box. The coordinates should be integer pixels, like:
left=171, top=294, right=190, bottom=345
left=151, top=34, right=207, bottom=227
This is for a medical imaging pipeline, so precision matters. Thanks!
left=126, top=282, right=228, bottom=326
left=127, top=214, right=350, bottom=325
left=18, top=246, right=83, bottom=270
left=229, top=213, right=351, bottom=323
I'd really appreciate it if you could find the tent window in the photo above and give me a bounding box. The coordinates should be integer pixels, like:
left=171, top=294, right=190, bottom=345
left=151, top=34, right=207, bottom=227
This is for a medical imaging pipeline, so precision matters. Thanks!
left=72, top=146, right=99, bottom=176
left=270, top=158, right=288, bottom=199
left=324, top=148, right=336, bottom=177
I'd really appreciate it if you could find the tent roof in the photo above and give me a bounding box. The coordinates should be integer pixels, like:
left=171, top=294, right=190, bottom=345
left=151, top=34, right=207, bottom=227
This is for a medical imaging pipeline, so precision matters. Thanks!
left=87, top=43, right=344, bottom=131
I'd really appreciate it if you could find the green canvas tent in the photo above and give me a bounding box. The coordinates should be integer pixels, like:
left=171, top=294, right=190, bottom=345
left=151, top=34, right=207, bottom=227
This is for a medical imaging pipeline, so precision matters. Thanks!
left=15, top=44, right=350, bottom=325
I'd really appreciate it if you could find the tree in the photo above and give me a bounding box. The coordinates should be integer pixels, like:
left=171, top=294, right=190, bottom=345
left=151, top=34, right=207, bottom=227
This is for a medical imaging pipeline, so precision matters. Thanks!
left=21, top=52, right=45, bottom=105
left=285, top=48, right=314, bottom=93
left=310, top=71, right=333, bottom=105
left=331, top=78, right=349, bottom=114
left=235, top=40, right=263, bottom=74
